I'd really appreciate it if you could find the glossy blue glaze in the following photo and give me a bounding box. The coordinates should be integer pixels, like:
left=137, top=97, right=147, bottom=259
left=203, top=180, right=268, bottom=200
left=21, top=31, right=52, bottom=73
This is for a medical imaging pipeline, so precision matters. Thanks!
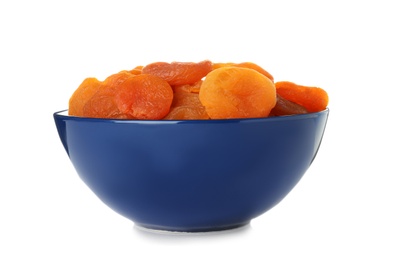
left=54, top=109, right=329, bottom=232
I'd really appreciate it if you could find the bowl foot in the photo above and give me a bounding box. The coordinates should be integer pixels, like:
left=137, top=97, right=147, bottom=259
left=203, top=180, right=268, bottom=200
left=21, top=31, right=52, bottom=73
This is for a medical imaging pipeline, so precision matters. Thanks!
left=134, top=221, right=250, bottom=234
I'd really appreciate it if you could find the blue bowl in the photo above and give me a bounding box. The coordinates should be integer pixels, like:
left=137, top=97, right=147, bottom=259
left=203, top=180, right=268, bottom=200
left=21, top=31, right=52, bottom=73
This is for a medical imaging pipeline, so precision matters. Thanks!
left=54, top=109, right=329, bottom=232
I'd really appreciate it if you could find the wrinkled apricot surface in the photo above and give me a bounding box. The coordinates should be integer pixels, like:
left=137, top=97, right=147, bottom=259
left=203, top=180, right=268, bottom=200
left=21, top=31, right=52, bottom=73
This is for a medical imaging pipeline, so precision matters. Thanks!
left=82, top=83, right=127, bottom=119
left=175, top=80, right=202, bottom=94
left=270, top=94, right=308, bottom=116
left=141, top=60, right=213, bottom=86
left=115, top=74, right=173, bottom=119
left=275, top=81, right=329, bottom=113
left=199, top=67, right=276, bottom=119
left=129, top=65, right=143, bottom=75
left=103, top=70, right=135, bottom=88
left=164, top=84, right=209, bottom=120
left=69, top=77, right=102, bottom=117
left=81, top=71, right=135, bottom=119
left=212, top=62, right=274, bottom=82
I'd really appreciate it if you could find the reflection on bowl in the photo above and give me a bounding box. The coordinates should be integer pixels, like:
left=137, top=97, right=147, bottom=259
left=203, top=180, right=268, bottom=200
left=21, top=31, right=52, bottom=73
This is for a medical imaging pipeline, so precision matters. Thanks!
left=54, top=109, right=329, bottom=232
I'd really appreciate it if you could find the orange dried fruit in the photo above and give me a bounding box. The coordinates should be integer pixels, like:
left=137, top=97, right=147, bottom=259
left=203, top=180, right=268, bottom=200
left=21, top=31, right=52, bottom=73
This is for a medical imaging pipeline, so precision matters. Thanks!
left=275, top=81, right=328, bottom=113
left=69, top=77, right=102, bottom=117
left=129, top=65, right=143, bottom=75
left=103, top=70, right=135, bottom=88
left=81, top=71, right=136, bottom=119
left=270, top=94, right=308, bottom=116
left=164, top=106, right=209, bottom=120
left=115, top=74, right=173, bottom=119
left=213, top=62, right=274, bottom=81
left=82, top=84, right=126, bottom=119
left=174, top=80, right=202, bottom=94
left=141, top=60, right=213, bottom=86
left=69, top=60, right=329, bottom=120
left=199, top=67, right=276, bottom=119
left=164, top=88, right=209, bottom=120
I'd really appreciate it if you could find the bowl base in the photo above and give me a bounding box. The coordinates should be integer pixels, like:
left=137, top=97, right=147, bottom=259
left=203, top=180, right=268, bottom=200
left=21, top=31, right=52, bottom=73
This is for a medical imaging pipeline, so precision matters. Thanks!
left=134, top=221, right=250, bottom=234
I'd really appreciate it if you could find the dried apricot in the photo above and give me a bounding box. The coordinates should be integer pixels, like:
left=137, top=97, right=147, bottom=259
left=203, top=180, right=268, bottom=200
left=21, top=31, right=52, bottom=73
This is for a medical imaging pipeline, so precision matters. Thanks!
left=164, top=87, right=209, bottom=120
left=129, top=65, right=143, bottom=75
left=115, top=74, right=173, bottom=119
left=69, top=77, right=102, bottom=117
left=69, top=60, right=329, bottom=120
left=80, top=71, right=136, bottom=119
left=82, top=83, right=127, bottom=119
left=141, top=60, right=213, bottom=86
left=270, top=94, right=308, bottom=116
left=212, top=62, right=274, bottom=81
left=164, top=106, right=209, bottom=120
left=199, top=67, right=276, bottom=119
left=174, top=80, right=202, bottom=94
left=103, top=70, right=135, bottom=88
left=275, top=81, right=328, bottom=113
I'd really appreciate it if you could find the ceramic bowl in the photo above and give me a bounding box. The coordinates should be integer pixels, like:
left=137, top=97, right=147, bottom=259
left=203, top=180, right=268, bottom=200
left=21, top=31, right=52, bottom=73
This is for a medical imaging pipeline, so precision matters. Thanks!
left=54, top=109, right=329, bottom=232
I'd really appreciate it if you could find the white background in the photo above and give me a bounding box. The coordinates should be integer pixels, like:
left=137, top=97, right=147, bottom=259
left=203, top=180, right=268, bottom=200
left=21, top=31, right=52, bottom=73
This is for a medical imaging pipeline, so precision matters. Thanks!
left=1, top=0, right=395, bottom=259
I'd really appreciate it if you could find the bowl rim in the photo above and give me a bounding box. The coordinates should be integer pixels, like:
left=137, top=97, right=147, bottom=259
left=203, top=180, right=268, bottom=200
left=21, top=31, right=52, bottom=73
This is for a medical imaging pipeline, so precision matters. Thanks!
left=53, top=108, right=329, bottom=124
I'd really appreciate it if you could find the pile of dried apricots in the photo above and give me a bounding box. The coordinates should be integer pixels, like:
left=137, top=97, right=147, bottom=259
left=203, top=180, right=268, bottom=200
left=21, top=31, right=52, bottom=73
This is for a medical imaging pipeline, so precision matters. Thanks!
left=69, top=60, right=328, bottom=120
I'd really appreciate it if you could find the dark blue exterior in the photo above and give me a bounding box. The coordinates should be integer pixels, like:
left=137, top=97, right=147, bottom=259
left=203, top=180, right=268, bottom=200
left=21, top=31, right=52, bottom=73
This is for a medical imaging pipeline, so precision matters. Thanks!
left=54, top=109, right=329, bottom=232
